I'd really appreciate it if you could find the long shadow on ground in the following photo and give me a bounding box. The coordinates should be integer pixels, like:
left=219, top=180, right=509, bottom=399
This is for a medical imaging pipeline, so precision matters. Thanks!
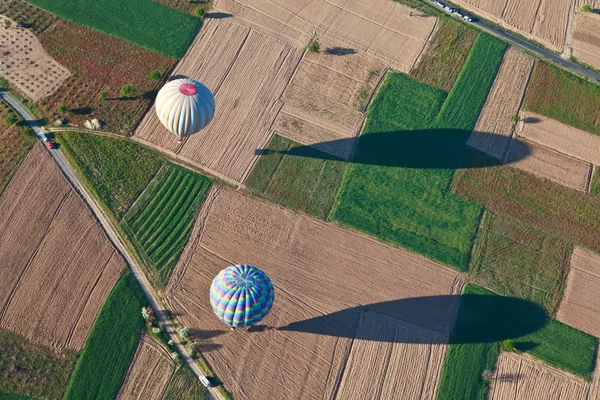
left=256, top=129, right=531, bottom=169
left=278, top=294, right=546, bottom=345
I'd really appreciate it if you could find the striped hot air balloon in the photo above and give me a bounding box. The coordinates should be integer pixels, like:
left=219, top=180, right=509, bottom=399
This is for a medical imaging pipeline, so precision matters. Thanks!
left=210, top=265, right=274, bottom=329
left=155, top=78, right=215, bottom=142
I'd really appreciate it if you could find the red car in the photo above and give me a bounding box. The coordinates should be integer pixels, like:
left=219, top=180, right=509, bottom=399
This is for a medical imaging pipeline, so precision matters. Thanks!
left=45, top=138, right=55, bottom=149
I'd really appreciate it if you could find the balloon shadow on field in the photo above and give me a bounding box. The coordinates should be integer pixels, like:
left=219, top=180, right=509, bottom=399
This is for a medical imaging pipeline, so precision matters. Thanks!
left=278, top=294, right=547, bottom=345
left=255, top=129, right=531, bottom=169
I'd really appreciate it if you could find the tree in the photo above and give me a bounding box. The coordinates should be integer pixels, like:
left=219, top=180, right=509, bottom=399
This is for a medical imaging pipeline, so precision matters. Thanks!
left=99, top=90, right=107, bottom=101
left=3, top=19, right=11, bottom=29
left=194, top=7, right=206, bottom=19
left=582, top=4, right=592, bottom=12
left=308, top=40, right=320, bottom=53
left=500, top=339, right=516, bottom=352
left=177, top=326, right=190, bottom=340
left=56, top=103, right=68, bottom=114
left=148, top=70, right=161, bottom=81
left=120, top=83, right=137, bottom=99
left=511, top=113, right=520, bottom=123
left=5, top=112, right=18, bottom=125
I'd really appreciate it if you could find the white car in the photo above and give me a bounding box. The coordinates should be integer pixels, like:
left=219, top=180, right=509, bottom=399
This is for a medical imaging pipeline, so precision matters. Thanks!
left=199, top=376, right=212, bottom=388
left=463, top=15, right=474, bottom=22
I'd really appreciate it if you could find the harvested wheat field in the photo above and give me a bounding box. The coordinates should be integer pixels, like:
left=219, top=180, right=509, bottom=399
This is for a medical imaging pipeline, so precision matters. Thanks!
left=468, top=47, right=533, bottom=160
left=0, top=143, right=125, bottom=350
left=0, top=16, right=69, bottom=101
left=506, top=139, right=592, bottom=191
left=134, top=18, right=302, bottom=184
left=572, top=13, right=600, bottom=69
left=557, top=247, right=600, bottom=338
left=166, top=186, right=463, bottom=399
left=213, top=0, right=436, bottom=72
left=451, top=0, right=571, bottom=51
left=489, top=352, right=592, bottom=399
left=518, top=112, right=600, bottom=165
left=274, top=40, right=386, bottom=160
left=117, top=335, right=176, bottom=400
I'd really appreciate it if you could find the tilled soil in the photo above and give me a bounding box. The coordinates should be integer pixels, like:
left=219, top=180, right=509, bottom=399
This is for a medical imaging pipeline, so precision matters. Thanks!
left=0, top=144, right=125, bottom=350
left=166, top=185, right=464, bottom=399
left=572, top=13, right=600, bottom=70
left=557, top=247, right=600, bottom=338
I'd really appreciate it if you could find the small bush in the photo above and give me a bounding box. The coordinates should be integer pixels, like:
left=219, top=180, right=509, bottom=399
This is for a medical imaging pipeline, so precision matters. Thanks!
left=481, top=369, right=495, bottom=381
left=151, top=327, right=161, bottom=334
left=194, top=7, right=205, bottom=19
left=5, top=112, right=19, bottom=125
left=141, top=306, right=154, bottom=322
left=170, top=351, right=180, bottom=361
left=177, top=326, right=190, bottom=340
left=582, top=4, right=592, bottom=12
left=56, top=103, right=68, bottom=114
left=512, top=113, right=520, bottom=123
left=500, top=339, right=516, bottom=353
left=0, top=76, right=10, bottom=89
left=99, top=91, right=107, bottom=101
left=148, top=70, right=161, bottom=81
left=308, top=40, right=320, bottom=53
left=120, top=83, right=137, bottom=99
left=3, top=19, right=11, bottom=28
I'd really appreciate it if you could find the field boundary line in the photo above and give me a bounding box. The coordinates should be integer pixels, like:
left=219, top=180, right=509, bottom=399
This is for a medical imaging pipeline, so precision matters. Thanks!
left=411, top=16, right=439, bottom=73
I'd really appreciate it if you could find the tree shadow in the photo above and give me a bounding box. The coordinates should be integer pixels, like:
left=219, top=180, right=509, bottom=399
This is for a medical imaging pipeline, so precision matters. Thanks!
left=324, top=47, right=357, bottom=56
left=189, top=328, right=227, bottom=340
left=207, top=12, right=233, bottom=19
left=197, top=343, right=223, bottom=353
left=522, top=117, right=541, bottom=124
left=497, top=373, right=522, bottom=383
left=247, top=324, right=274, bottom=333
left=69, top=106, right=93, bottom=115
left=278, top=294, right=547, bottom=344
left=256, top=129, right=531, bottom=169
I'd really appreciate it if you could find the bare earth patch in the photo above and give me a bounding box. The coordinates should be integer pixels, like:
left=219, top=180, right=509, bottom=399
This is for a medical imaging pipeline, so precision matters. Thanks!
left=166, top=186, right=464, bottom=399
left=518, top=112, right=600, bottom=166
left=572, top=12, right=600, bottom=70
left=116, top=335, right=176, bottom=400
left=0, top=143, right=125, bottom=350
left=557, top=247, right=600, bottom=338
left=468, top=47, right=533, bottom=160
left=0, top=15, right=69, bottom=101
left=489, top=352, right=591, bottom=399
left=274, top=40, right=386, bottom=160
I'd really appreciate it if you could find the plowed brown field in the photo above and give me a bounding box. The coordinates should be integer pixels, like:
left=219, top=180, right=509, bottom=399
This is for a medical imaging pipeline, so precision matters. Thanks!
left=117, top=335, right=176, bottom=400
left=518, top=112, right=600, bottom=165
left=166, top=186, right=463, bottom=399
left=134, top=18, right=302, bottom=184
left=572, top=13, right=600, bottom=69
left=274, top=41, right=385, bottom=160
left=0, top=143, right=125, bottom=350
left=489, top=352, right=591, bottom=399
left=468, top=47, right=533, bottom=160
left=557, top=247, right=600, bottom=338
left=212, top=0, right=437, bottom=72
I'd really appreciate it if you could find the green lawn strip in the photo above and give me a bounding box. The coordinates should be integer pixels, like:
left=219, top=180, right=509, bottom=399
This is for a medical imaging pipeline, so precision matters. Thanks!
left=163, top=367, right=210, bottom=400
left=64, top=271, right=146, bottom=400
left=437, top=284, right=598, bottom=399
left=0, top=329, right=76, bottom=400
left=470, top=211, right=572, bottom=315
left=245, top=134, right=347, bottom=220
left=591, top=167, right=600, bottom=196
left=55, top=133, right=163, bottom=220
left=123, top=163, right=212, bottom=285
left=523, top=61, right=600, bottom=136
left=26, top=0, right=199, bottom=58
left=332, top=34, right=506, bottom=271
left=410, top=18, right=478, bottom=92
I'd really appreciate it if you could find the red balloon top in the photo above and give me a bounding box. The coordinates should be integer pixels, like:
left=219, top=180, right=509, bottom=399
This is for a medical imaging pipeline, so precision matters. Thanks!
left=179, top=83, right=197, bottom=96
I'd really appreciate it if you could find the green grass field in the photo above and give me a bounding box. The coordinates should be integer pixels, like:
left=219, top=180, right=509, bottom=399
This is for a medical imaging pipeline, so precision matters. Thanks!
left=0, top=329, right=76, bottom=400
left=26, top=0, right=199, bottom=58
left=245, top=135, right=347, bottom=219
left=332, top=35, right=505, bottom=271
left=470, top=212, right=572, bottom=314
left=64, top=272, right=146, bottom=400
left=524, top=61, right=600, bottom=136
left=123, top=163, right=212, bottom=285
left=0, top=394, right=37, bottom=400
left=591, top=168, right=600, bottom=196
left=163, top=367, right=210, bottom=400
left=437, top=284, right=598, bottom=399
left=56, top=133, right=163, bottom=220
left=410, top=18, right=478, bottom=92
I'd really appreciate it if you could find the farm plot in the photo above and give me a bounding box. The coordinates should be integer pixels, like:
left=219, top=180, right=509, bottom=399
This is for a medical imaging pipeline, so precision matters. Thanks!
left=0, top=17, right=70, bottom=102
left=489, top=352, right=591, bottom=399
left=274, top=40, right=385, bottom=160
left=557, top=247, right=600, bottom=338
left=166, top=186, right=464, bottom=400
left=38, top=19, right=175, bottom=133
left=0, top=0, right=56, bottom=34
left=213, top=0, right=437, bottom=72
left=116, top=335, right=176, bottom=400
left=0, top=143, right=126, bottom=350
left=572, top=13, right=600, bottom=70
left=134, top=19, right=302, bottom=184
left=162, top=367, right=209, bottom=400
left=467, top=47, right=533, bottom=160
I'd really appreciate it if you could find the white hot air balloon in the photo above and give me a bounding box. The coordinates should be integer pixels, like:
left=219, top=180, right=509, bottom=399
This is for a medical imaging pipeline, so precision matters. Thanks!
left=155, top=78, right=215, bottom=142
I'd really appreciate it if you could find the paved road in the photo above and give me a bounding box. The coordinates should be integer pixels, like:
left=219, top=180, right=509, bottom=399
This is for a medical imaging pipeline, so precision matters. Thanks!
left=1, top=91, right=222, bottom=400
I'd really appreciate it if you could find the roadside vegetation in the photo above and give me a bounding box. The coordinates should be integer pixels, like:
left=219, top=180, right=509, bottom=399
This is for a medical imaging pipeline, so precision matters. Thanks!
left=591, top=168, right=600, bottom=195
left=64, top=272, right=146, bottom=400
left=245, top=135, right=347, bottom=219
left=55, top=132, right=163, bottom=219
left=524, top=61, right=600, bottom=136
left=123, top=163, right=212, bottom=285
left=26, top=0, right=200, bottom=58
left=0, top=329, right=76, bottom=400
left=411, top=18, right=478, bottom=92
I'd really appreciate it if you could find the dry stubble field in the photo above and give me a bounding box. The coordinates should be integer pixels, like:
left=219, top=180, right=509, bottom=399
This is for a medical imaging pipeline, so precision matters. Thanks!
left=572, top=12, right=600, bottom=70
left=165, top=186, right=463, bottom=399
left=0, top=16, right=69, bottom=101
left=116, top=335, right=176, bottom=400
left=0, top=143, right=125, bottom=350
